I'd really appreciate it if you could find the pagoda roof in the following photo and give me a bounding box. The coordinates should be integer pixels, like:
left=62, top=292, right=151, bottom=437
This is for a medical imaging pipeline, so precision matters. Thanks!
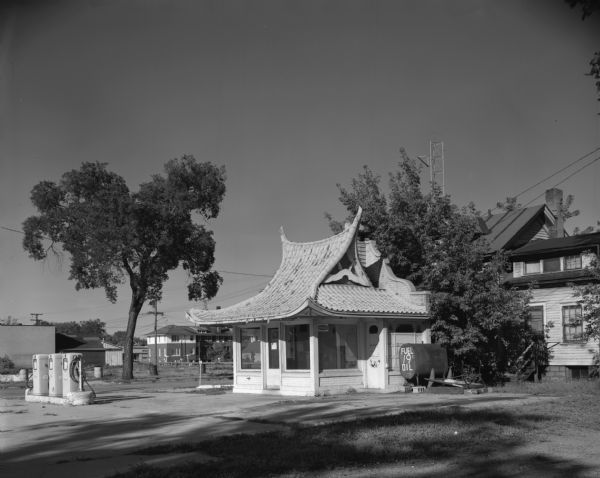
left=187, top=208, right=428, bottom=325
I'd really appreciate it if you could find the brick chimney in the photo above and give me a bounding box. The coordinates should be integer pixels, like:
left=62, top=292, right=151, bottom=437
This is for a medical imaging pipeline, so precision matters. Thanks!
left=545, top=188, right=564, bottom=238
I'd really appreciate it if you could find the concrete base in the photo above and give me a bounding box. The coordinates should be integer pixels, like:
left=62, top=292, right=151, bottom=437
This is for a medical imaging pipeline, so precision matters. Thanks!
left=25, top=388, right=94, bottom=406
left=196, top=384, right=233, bottom=390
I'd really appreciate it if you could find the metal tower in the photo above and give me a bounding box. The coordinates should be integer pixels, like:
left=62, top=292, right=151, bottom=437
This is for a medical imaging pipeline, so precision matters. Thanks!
left=429, top=140, right=445, bottom=195
left=417, top=140, right=445, bottom=195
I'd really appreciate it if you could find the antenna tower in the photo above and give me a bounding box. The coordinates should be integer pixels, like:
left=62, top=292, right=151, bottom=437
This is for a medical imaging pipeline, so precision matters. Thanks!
left=429, top=140, right=445, bottom=195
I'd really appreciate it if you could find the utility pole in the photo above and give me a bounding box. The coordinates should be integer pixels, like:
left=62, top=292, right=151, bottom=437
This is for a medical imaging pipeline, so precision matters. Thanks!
left=30, top=313, right=43, bottom=325
left=146, top=301, right=164, bottom=376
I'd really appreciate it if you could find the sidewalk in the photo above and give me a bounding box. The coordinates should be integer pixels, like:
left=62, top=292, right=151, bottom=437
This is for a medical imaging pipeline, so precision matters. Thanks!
left=0, top=385, right=548, bottom=478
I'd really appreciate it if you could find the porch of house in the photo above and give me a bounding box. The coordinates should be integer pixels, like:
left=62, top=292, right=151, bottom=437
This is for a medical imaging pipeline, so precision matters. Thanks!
left=231, top=315, right=431, bottom=396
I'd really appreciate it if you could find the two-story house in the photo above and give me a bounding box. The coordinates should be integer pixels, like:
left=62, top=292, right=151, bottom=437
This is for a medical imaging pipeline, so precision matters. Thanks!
left=146, top=324, right=232, bottom=363
left=505, top=232, right=600, bottom=380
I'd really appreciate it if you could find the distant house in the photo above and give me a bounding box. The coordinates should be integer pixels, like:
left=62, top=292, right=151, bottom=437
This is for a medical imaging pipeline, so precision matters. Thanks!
left=483, top=188, right=599, bottom=380
left=187, top=208, right=431, bottom=396
left=506, top=232, right=600, bottom=380
left=145, top=325, right=231, bottom=363
left=60, top=337, right=120, bottom=367
left=483, top=188, right=565, bottom=252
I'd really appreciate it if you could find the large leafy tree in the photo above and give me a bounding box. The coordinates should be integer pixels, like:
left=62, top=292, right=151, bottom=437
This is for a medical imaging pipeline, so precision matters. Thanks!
left=566, top=0, right=600, bottom=105
left=22, top=156, right=226, bottom=379
left=573, top=257, right=600, bottom=340
left=42, top=319, right=108, bottom=338
left=327, top=151, right=534, bottom=383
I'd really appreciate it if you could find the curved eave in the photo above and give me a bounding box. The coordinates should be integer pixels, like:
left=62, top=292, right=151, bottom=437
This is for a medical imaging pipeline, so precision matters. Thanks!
left=307, top=299, right=429, bottom=318
left=187, top=297, right=428, bottom=326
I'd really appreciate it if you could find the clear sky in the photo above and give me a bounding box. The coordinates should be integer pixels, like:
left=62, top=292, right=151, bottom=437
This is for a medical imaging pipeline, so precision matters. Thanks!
left=1, top=0, right=599, bottom=337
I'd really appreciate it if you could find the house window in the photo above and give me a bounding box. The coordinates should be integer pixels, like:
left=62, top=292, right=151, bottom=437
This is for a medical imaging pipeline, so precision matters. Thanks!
left=543, top=257, right=561, bottom=273
left=318, top=324, right=358, bottom=370
left=562, top=305, right=584, bottom=342
left=240, top=328, right=261, bottom=369
left=527, top=306, right=544, bottom=336
left=171, top=335, right=179, bottom=341
left=524, top=261, right=541, bottom=274
left=285, top=324, right=310, bottom=370
left=565, top=255, right=582, bottom=270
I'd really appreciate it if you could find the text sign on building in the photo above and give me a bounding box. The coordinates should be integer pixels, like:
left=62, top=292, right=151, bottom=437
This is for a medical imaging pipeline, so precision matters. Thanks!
left=400, top=345, right=415, bottom=379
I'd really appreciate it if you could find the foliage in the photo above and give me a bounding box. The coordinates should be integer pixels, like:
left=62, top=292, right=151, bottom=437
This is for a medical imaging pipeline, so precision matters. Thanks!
left=108, top=330, right=147, bottom=347
left=22, top=156, right=226, bottom=379
left=566, top=0, right=600, bottom=104
left=327, top=151, right=534, bottom=384
left=0, top=316, right=22, bottom=325
left=35, top=318, right=107, bottom=338
left=573, top=257, right=600, bottom=340
left=0, top=354, right=16, bottom=373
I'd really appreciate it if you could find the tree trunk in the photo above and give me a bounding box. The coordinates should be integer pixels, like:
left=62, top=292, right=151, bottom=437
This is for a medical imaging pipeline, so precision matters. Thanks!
left=122, top=290, right=145, bottom=380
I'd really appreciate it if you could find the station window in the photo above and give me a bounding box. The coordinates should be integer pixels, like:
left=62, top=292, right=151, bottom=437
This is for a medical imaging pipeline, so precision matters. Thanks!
left=318, top=324, right=358, bottom=370
left=240, top=328, right=261, bottom=369
left=285, top=324, right=310, bottom=370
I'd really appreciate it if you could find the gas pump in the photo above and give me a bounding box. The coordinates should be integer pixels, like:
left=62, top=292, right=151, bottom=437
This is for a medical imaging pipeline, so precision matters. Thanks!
left=62, top=353, right=82, bottom=396
left=48, top=353, right=63, bottom=397
left=31, top=354, right=49, bottom=396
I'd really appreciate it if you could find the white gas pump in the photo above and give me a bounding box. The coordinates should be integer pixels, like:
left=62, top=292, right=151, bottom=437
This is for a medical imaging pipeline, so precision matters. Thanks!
left=31, top=354, right=49, bottom=396
left=62, top=353, right=83, bottom=396
left=48, top=353, right=63, bottom=397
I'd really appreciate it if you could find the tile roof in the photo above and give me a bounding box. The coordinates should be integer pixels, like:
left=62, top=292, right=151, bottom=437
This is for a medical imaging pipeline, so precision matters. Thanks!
left=187, top=208, right=428, bottom=325
left=315, top=284, right=426, bottom=314
left=187, top=210, right=361, bottom=324
left=484, top=205, right=547, bottom=251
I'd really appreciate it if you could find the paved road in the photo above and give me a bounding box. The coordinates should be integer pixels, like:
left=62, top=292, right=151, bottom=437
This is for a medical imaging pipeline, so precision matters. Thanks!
left=0, top=382, right=548, bottom=478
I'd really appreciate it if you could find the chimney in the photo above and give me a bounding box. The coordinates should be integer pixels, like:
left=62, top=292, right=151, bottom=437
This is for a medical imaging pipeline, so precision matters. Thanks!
left=545, top=188, right=564, bottom=238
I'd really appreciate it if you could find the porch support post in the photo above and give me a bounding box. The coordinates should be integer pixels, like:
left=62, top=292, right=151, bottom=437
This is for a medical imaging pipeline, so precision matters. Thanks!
left=310, top=318, right=319, bottom=395
left=232, top=326, right=239, bottom=389
left=382, top=320, right=389, bottom=391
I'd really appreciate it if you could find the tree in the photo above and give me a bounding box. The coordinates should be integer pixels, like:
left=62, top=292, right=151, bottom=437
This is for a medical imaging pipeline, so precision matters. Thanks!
left=566, top=0, right=600, bottom=105
left=47, top=319, right=107, bottom=338
left=22, top=156, right=226, bottom=379
left=0, top=316, right=22, bottom=325
left=109, top=330, right=147, bottom=347
left=327, top=151, right=534, bottom=383
left=573, top=257, right=600, bottom=340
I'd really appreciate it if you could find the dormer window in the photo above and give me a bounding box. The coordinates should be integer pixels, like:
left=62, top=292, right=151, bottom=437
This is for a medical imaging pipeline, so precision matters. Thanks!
left=565, top=255, right=582, bottom=270
left=543, top=257, right=561, bottom=273
left=525, top=261, right=541, bottom=274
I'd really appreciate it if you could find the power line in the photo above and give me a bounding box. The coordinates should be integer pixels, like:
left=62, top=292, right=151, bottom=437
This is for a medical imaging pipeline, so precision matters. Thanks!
left=513, top=146, right=600, bottom=200
left=521, top=154, right=600, bottom=208
left=217, top=270, right=272, bottom=278
left=489, top=146, right=600, bottom=213
left=1, top=226, right=24, bottom=234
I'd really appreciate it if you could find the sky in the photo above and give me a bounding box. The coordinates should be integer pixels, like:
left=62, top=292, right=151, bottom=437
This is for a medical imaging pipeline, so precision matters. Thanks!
left=1, top=0, right=599, bottom=337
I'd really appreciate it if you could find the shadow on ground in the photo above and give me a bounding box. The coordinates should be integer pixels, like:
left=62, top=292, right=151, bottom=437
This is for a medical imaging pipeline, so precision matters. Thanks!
left=1, top=395, right=594, bottom=478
